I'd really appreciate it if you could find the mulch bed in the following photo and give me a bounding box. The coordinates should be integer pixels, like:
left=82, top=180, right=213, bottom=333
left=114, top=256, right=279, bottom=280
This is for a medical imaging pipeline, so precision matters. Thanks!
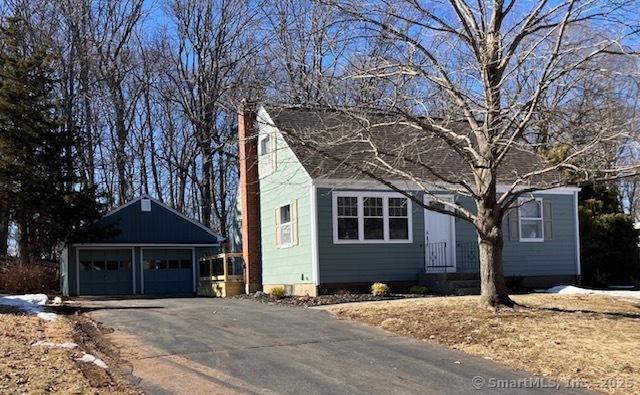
left=233, top=292, right=432, bottom=307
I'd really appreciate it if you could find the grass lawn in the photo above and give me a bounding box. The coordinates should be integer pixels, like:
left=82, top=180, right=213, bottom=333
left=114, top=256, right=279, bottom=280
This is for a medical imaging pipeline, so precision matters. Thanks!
left=330, top=294, right=640, bottom=394
left=0, top=310, right=135, bottom=394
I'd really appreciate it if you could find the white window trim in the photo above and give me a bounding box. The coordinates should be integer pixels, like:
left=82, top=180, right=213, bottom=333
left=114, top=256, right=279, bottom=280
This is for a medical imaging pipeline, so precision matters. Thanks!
left=258, top=132, right=276, bottom=178
left=276, top=202, right=294, bottom=249
left=332, top=191, right=413, bottom=244
left=519, top=197, right=544, bottom=242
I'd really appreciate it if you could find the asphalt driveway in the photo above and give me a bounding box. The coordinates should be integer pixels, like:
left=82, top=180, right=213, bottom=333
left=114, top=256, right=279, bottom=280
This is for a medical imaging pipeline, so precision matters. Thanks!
left=82, top=297, right=588, bottom=394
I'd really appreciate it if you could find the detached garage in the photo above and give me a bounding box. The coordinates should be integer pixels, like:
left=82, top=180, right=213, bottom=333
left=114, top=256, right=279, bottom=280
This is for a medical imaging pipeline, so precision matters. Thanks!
left=61, top=195, right=221, bottom=296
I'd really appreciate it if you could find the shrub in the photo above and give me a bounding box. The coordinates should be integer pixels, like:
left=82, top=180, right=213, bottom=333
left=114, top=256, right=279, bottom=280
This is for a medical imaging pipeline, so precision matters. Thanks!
left=409, top=285, right=427, bottom=295
left=335, top=289, right=351, bottom=296
left=269, top=286, right=286, bottom=299
left=371, top=282, right=390, bottom=296
left=0, top=263, right=58, bottom=294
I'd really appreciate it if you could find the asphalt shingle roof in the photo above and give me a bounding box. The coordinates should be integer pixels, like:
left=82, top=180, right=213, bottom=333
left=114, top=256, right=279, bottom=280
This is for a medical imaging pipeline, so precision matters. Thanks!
left=264, top=106, right=561, bottom=186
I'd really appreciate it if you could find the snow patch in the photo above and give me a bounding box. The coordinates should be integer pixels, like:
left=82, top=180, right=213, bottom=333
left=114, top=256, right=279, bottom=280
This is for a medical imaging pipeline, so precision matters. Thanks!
left=77, top=352, right=108, bottom=369
left=0, top=293, right=58, bottom=321
left=32, top=341, right=77, bottom=349
left=546, top=285, right=640, bottom=299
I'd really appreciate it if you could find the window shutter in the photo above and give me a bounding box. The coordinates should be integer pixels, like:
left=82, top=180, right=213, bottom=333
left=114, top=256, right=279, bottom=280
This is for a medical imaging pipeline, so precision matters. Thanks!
left=509, top=208, right=520, bottom=241
left=275, top=207, right=281, bottom=246
left=543, top=200, right=553, bottom=240
left=291, top=200, right=298, bottom=246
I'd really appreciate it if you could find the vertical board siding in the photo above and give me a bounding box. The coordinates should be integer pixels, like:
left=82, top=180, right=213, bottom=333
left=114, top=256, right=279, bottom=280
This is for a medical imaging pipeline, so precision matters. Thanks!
left=257, top=109, right=313, bottom=285
left=316, top=189, right=425, bottom=283
left=91, top=200, right=219, bottom=244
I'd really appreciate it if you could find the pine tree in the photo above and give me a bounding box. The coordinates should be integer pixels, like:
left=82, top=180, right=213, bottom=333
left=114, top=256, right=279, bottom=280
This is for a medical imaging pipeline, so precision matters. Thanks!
left=0, top=17, right=104, bottom=263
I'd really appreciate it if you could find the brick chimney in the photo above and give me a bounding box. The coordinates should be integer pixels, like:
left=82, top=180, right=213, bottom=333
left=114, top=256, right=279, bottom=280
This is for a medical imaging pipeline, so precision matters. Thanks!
left=238, top=99, right=262, bottom=294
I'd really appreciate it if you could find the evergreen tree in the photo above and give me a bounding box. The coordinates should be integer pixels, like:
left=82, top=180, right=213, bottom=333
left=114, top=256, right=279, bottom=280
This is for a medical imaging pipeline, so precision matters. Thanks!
left=579, top=184, right=640, bottom=286
left=0, top=17, right=104, bottom=263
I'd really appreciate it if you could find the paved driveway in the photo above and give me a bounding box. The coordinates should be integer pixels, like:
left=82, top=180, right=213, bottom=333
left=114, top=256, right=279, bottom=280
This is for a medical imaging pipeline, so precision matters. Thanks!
left=82, top=298, right=587, bottom=394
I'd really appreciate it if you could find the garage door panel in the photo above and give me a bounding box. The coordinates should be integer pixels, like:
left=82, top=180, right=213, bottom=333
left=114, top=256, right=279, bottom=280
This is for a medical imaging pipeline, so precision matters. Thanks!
left=143, top=249, right=193, bottom=295
left=78, top=249, right=133, bottom=295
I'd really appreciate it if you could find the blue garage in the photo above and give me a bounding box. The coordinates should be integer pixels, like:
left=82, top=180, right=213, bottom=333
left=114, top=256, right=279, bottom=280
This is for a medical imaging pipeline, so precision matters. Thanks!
left=61, top=195, right=221, bottom=296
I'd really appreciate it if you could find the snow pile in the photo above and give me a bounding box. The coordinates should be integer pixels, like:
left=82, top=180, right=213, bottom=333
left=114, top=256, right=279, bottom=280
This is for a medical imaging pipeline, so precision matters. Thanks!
left=547, top=285, right=640, bottom=299
left=77, top=353, right=108, bottom=369
left=0, top=294, right=58, bottom=321
left=32, top=341, right=77, bottom=349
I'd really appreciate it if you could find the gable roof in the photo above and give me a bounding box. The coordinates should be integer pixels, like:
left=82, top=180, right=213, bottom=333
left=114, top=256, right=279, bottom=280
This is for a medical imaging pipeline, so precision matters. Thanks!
left=263, top=106, right=561, bottom=186
left=85, top=195, right=222, bottom=244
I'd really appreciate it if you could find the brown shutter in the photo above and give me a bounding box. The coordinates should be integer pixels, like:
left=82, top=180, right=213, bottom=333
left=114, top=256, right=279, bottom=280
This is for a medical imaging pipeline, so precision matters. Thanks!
left=509, top=207, right=520, bottom=241
left=291, top=200, right=298, bottom=246
left=275, top=207, right=281, bottom=247
left=543, top=200, right=553, bottom=240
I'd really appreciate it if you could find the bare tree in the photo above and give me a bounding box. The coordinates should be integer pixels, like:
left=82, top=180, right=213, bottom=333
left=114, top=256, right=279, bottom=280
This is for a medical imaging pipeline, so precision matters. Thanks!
left=92, top=0, right=144, bottom=205
left=281, top=0, right=640, bottom=308
left=164, top=0, right=259, bottom=234
left=260, top=0, right=348, bottom=105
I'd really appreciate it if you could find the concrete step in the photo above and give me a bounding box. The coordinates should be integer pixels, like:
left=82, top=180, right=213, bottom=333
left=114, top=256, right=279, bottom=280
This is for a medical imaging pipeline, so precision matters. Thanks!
left=454, top=287, right=481, bottom=296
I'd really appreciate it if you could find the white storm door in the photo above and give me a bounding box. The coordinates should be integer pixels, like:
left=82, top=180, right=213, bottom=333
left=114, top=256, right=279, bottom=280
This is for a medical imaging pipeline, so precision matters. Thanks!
left=424, top=196, right=456, bottom=272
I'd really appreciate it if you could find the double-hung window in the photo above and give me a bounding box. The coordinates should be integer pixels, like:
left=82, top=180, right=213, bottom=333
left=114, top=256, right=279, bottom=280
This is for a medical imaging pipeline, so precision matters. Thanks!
left=388, top=197, right=409, bottom=239
left=276, top=201, right=298, bottom=248
left=334, top=192, right=412, bottom=243
left=336, top=196, right=359, bottom=240
left=519, top=198, right=543, bottom=242
left=363, top=197, right=384, bottom=239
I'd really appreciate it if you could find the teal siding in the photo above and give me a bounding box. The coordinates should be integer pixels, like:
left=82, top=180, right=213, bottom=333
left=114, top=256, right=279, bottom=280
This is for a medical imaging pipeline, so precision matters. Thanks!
left=315, top=189, right=578, bottom=284
left=316, top=189, right=425, bottom=283
left=503, top=194, right=577, bottom=276
left=257, top=108, right=313, bottom=285
left=455, top=194, right=577, bottom=276
left=89, top=199, right=219, bottom=244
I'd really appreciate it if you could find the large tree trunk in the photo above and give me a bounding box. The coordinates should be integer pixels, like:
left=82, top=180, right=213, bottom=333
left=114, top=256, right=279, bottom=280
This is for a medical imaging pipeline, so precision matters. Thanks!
left=112, top=86, right=130, bottom=205
left=476, top=196, right=513, bottom=308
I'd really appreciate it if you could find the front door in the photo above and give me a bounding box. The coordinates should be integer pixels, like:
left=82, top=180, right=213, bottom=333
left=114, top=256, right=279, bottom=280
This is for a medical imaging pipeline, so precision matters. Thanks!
left=424, top=196, right=456, bottom=272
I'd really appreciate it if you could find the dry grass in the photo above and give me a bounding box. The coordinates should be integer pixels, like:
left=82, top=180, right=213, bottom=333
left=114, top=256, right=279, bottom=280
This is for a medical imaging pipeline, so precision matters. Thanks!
left=331, top=294, right=640, bottom=394
left=0, top=310, right=136, bottom=394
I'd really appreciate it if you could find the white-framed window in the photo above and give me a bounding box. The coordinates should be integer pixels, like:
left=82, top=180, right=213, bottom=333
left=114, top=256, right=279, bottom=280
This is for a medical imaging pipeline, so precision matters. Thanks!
left=259, top=134, right=270, bottom=156
left=333, top=192, right=413, bottom=244
left=519, top=198, right=544, bottom=242
left=258, top=132, right=276, bottom=178
left=275, top=201, right=297, bottom=248
left=388, top=197, right=410, bottom=239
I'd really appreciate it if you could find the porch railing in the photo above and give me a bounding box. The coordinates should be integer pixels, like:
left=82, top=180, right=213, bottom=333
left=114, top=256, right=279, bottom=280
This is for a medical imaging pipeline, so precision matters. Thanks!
left=425, top=242, right=454, bottom=271
left=425, top=241, right=480, bottom=273
left=198, top=252, right=245, bottom=297
left=456, top=242, right=480, bottom=272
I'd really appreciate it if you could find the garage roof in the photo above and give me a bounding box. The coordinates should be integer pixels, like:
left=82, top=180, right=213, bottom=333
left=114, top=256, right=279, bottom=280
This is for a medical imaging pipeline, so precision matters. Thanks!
left=75, top=195, right=222, bottom=245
